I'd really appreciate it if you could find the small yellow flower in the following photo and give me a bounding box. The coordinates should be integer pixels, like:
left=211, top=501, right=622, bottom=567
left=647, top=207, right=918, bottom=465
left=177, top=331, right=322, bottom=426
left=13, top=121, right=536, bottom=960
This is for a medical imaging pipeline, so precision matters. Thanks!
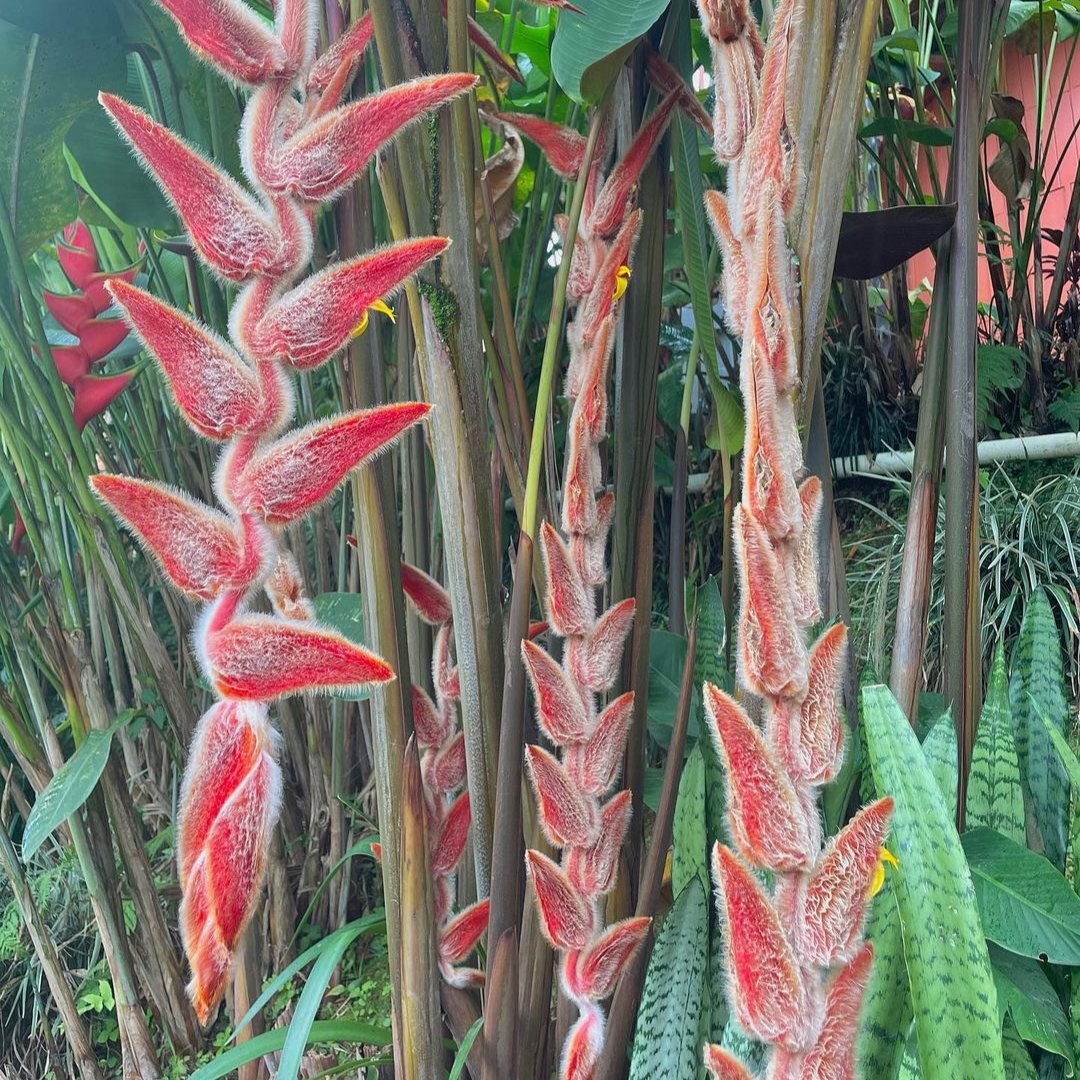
left=612, top=264, right=631, bottom=301
left=350, top=298, right=396, bottom=339
left=869, top=846, right=899, bottom=897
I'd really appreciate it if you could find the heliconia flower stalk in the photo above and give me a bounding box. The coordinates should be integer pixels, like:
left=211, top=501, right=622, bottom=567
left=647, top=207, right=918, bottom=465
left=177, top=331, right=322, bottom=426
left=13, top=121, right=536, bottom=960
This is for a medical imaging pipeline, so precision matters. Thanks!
left=400, top=563, right=489, bottom=987
left=519, top=95, right=689, bottom=1080
left=698, top=2, right=893, bottom=1077
left=92, top=0, right=473, bottom=1022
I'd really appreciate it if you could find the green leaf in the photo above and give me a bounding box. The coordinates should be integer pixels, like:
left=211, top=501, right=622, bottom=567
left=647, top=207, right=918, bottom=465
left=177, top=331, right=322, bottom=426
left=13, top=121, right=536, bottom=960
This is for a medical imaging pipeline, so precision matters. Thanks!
left=859, top=116, right=953, bottom=146
left=551, top=0, right=671, bottom=103
left=977, top=344, right=1026, bottom=429
left=22, top=715, right=130, bottom=859
left=312, top=593, right=372, bottom=701
left=704, top=382, right=744, bottom=457
left=190, top=1020, right=392, bottom=1080
left=862, top=685, right=1005, bottom=1080
left=833, top=205, right=957, bottom=280
left=672, top=745, right=707, bottom=894
left=647, top=629, right=699, bottom=748
left=967, top=645, right=1026, bottom=844
left=1009, top=588, right=1070, bottom=867
left=693, top=577, right=729, bottom=850
left=858, top=882, right=914, bottom=1080
left=1040, top=709, right=1080, bottom=800
left=921, top=712, right=958, bottom=822
left=1001, top=1016, right=1039, bottom=1080
left=962, top=827, right=1080, bottom=965
left=629, top=877, right=709, bottom=1080
left=989, top=944, right=1074, bottom=1070
left=448, top=1017, right=483, bottom=1080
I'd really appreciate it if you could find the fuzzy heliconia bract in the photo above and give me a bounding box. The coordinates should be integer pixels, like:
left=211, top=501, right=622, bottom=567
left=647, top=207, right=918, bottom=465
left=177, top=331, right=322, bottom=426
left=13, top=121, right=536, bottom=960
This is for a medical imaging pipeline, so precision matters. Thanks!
left=696, top=2, right=894, bottom=1078
left=399, top=562, right=490, bottom=986
left=91, top=0, right=475, bottom=1023
left=507, top=86, right=696, bottom=1079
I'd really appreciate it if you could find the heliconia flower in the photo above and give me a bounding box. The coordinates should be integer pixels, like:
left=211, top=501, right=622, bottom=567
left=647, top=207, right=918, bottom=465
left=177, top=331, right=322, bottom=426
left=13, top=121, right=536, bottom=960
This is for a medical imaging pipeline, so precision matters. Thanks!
left=644, top=50, right=713, bottom=136
left=307, top=12, right=374, bottom=93
left=493, top=112, right=588, bottom=179
left=412, top=685, right=452, bottom=749
left=57, top=239, right=99, bottom=292
left=91, top=475, right=268, bottom=600
left=711, top=844, right=815, bottom=1051
left=564, top=691, right=634, bottom=796
left=465, top=21, right=524, bottom=86
left=768, top=623, right=847, bottom=785
left=76, top=318, right=131, bottom=363
left=248, top=74, right=477, bottom=202
left=566, top=598, right=635, bottom=694
left=63, top=219, right=94, bottom=251
left=263, top=552, right=316, bottom=621
left=200, top=605, right=396, bottom=700
left=569, top=491, right=615, bottom=588
left=431, top=790, right=472, bottom=876
left=563, top=788, right=631, bottom=898
left=100, top=93, right=310, bottom=282
left=590, top=92, right=679, bottom=238
left=790, top=799, right=893, bottom=966
left=439, top=899, right=491, bottom=965
left=789, top=476, right=823, bottom=626
left=704, top=683, right=815, bottom=870
left=578, top=211, right=642, bottom=355
left=527, top=849, right=595, bottom=950
left=769, top=944, right=874, bottom=1080
left=697, top=0, right=762, bottom=161
left=426, top=731, right=467, bottom=794
left=43, top=290, right=96, bottom=335
left=233, top=403, right=431, bottom=525
left=177, top=700, right=281, bottom=1024
left=704, top=190, right=749, bottom=334
left=703, top=1044, right=757, bottom=1080
left=734, top=507, right=807, bottom=699
left=155, top=0, right=291, bottom=86
left=10, top=506, right=26, bottom=555
left=400, top=561, right=453, bottom=625
left=82, top=263, right=143, bottom=314
left=562, top=412, right=602, bottom=533
left=434, top=624, right=461, bottom=700
left=562, top=916, right=650, bottom=1002
left=522, top=639, right=591, bottom=744
left=107, top=280, right=269, bottom=441
left=247, top=238, right=449, bottom=369
left=49, top=344, right=90, bottom=387
left=561, top=1005, right=604, bottom=1080
left=526, top=745, right=600, bottom=848
left=541, top=521, right=595, bottom=638
left=72, top=371, right=133, bottom=431
left=870, top=847, right=899, bottom=897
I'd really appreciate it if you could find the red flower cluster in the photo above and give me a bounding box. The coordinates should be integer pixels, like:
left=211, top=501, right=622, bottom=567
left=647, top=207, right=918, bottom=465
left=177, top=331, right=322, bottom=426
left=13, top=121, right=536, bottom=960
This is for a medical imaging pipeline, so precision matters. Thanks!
left=90, top=0, right=474, bottom=1023
left=696, top=2, right=894, bottom=1077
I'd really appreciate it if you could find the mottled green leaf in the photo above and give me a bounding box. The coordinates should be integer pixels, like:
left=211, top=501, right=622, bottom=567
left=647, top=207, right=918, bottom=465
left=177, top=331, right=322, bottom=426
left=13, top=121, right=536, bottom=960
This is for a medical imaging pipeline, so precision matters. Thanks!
left=962, top=827, right=1080, bottom=965
left=967, top=645, right=1026, bottom=843
left=862, top=685, right=1005, bottom=1080
left=1009, top=588, right=1070, bottom=867
left=648, top=629, right=700, bottom=748
left=921, top=712, right=958, bottom=822
left=858, top=881, right=913, bottom=1080
left=1001, top=1016, right=1039, bottom=1080
left=989, top=944, right=1073, bottom=1070
left=693, top=577, right=729, bottom=850
left=629, top=877, right=709, bottom=1080
left=672, top=745, right=707, bottom=895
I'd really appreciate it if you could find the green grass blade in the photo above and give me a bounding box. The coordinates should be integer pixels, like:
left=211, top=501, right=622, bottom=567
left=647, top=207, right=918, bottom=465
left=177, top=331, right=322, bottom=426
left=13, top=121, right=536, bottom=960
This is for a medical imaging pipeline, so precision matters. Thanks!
left=448, top=1017, right=483, bottom=1080
left=862, top=684, right=1005, bottom=1080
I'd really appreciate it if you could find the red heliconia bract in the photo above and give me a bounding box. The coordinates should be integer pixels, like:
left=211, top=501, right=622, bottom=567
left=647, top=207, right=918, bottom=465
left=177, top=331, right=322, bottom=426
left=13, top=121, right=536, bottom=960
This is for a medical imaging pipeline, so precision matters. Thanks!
left=696, top=1, right=892, bottom=1076
left=91, top=0, right=465, bottom=1021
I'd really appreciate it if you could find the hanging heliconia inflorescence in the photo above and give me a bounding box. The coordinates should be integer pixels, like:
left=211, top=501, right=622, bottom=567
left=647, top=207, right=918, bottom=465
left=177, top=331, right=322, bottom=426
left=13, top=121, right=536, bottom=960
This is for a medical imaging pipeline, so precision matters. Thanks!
left=503, top=91, right=683, bottom=1080
left=90, top=0, right=476, bottom=1024
left=399, top=561, right=490, bottom=987
left=695, top=1, right=895, bottom=1078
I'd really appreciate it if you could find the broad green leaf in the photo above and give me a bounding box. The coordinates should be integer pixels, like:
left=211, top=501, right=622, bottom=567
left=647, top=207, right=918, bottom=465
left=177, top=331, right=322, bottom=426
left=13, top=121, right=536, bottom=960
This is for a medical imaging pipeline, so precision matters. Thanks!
left=967, top=645, right=1026, bottom=843
left=551, top=0, right=671, bottom=103
left=190, top=1020, right=391, bottom=1080
left=858, top=882, right=913, bottom=1080
left=989, top=944, right=1074, bottom=1070
left=313, top=593, right=372, bottom=701
left=672, top=745, right=707, bottom=894
left=862, top=685, right=1005, bottom=1080
left=1001, top=1017, right=1039, bottom=1080
left=1009, top=588, right=1070, bottom=866
left=22, top=715, right=130, bottom=859
left=448, top=1017, right=483, bottom=1080
left=629, top=877, right=708, bottom=1080
left=921, top=712, right=958, bottom=821
left=962, top=827, right=1080, bottom=965
left=647, top=629, right=699, bottom=748
left=693, top=577, right=729, bottom=852
left=859, top=116, right=953, bottom=146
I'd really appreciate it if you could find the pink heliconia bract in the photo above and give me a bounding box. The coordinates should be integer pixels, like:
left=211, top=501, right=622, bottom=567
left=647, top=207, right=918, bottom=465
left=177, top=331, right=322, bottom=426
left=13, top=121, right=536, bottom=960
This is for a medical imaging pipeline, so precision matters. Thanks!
left=695, top=0, right=892, bottom=1076
left=90, top=0, right=464, bottom=1022
left=494, top=112, right=588, bottom=179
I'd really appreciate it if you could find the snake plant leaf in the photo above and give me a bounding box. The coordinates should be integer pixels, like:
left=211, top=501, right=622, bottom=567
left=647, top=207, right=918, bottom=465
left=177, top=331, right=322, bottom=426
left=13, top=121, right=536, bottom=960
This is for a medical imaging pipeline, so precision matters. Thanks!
left=862, top=684, right=1005, bottom=1080
left=1009, top=587, right=1070, bottom=868
left=833, top=204, right=957, bottom=280
left=920, top=711, right=958, bottom=822
left=671, top=745, right=707, bottom=894
left=989, top=944, right=1074, bottom=1071
left=694, top=577, right=730, bottom=854
left=966, top=645, right=1026, bottom=843
left=962, top=827, right=1080, bottom=965
left=857, top=881, right=913, bottom=1080
left=1000, top=1017, right=1039, bottom=1080
left=629, top=876, right=708, bottom=1080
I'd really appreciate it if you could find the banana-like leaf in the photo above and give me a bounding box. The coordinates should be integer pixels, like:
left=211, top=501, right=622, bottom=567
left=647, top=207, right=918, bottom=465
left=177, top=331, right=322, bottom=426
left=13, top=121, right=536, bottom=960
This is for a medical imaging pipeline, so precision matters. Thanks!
left=629, top=876, right=709, bottom=1080
left=921, top=711, right=958, bottom=822
left=1009, top=588, right=1070, bottom=868
left=832, top=205, right=957, bottom=280
left=966, top=645, right=1026, bottom=843
left=862, top=685, right=1005, bottom=1080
